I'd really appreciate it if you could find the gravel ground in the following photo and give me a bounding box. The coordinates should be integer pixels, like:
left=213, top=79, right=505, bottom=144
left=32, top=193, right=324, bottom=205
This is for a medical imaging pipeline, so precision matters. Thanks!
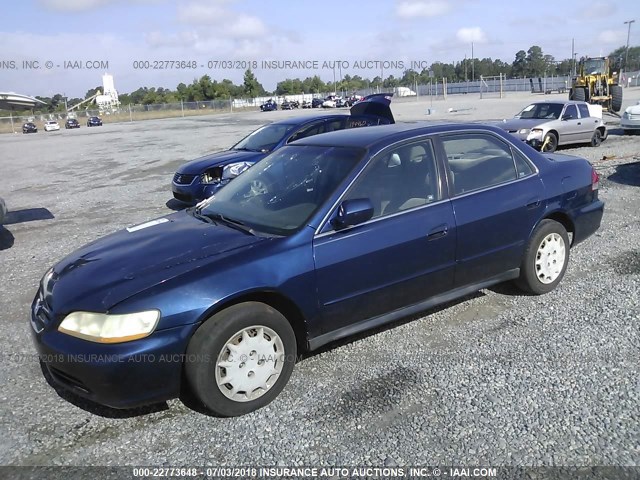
left=0, top=90, right=639, bottom=468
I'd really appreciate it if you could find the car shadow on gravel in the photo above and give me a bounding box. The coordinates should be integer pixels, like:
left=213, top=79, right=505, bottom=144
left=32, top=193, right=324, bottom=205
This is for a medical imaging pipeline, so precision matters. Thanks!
left=40, top=361, right=169, bottom=418
left=166, top=199, right=189, bottom=211
left=607, top=161, right=640, bottom=186
left=0, top=225, right=14, bottom=250
left=2, top=207, right=54, bottom=225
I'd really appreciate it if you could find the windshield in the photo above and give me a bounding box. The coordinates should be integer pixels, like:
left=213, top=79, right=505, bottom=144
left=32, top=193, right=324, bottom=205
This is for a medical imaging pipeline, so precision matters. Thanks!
left=516, top=103, right=563, bottom=120
left=584, top=58, right=606, bottom=75
left=232, top=124, right=296, bottom=152
left=199, top=145, right=365, bottom=235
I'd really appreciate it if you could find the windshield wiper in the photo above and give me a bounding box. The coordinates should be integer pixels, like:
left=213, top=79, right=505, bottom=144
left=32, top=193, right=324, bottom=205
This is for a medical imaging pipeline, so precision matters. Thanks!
left=206, top=212, right=256, bottom=236
left=232, top=147, right=260, bottom=152
left=188, top=207, right=216, bottom=224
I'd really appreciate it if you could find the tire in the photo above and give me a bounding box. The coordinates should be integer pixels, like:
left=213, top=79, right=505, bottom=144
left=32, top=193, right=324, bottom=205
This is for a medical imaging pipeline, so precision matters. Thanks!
left=541, top=132, right=558, bottom=153
left=516, top=219, right=570, bottom=295
left=568, top=89, right=574, bottom=100
left=590, top=129, right=602, bottom=147
left=185, top=302, right=297, bottom=417
left=611, top=85, right=622, bottom=112
left=572, top=87, right=586, bottom=102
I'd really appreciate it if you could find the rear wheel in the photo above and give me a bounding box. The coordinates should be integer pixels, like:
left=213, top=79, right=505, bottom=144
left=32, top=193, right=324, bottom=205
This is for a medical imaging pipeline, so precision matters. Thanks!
left=541, top=132, right=558, bottom=153
left=611, top=85, right=623, bottom=112
left=590, top=129, right=602, bottom=147
left=185, top=302, right=296, bottom=417
left=516, top=219, right=569, bottom=295
left=572, top=87, right=586, bottom=102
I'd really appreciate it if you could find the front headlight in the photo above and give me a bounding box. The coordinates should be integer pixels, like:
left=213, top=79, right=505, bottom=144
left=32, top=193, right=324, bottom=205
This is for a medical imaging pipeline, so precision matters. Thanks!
left=518, top=128, right=530, bottom=135
left=527, top=128, right=544, bottom=140
left=221, top=161, right=253, bottom=180
left=58, top=310, right=160, bottom=343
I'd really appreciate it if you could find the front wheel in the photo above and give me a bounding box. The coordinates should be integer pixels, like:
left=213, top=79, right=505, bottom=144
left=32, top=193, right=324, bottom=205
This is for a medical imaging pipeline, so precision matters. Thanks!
left=185, top=302, right=297, bottom=417
left=516, top=219, right=569, bottom=295
left=590, top=129, right=602, bottom=147
left=541, top=132, right=558, bottom=153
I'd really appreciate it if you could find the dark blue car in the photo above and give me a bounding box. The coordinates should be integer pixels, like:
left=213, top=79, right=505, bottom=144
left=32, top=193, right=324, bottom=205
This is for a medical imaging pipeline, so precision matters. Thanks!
left=171, top=94, right=395, bottom=204
left=31, top=123, right=603, bottom=417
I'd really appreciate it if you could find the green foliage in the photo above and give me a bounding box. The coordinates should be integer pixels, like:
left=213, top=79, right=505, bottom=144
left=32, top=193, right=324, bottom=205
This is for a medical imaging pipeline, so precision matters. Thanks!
left=14, top=43, right=639, bottom=114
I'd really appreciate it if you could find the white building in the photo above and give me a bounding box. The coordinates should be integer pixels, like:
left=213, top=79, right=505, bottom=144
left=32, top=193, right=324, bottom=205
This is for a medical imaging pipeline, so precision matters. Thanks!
left=96, top=74, right=120, bottom=110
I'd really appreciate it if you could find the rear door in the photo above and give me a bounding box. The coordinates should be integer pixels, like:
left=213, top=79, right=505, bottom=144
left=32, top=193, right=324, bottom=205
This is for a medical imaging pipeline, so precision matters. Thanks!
left=438, top=132, right=544, bottom=287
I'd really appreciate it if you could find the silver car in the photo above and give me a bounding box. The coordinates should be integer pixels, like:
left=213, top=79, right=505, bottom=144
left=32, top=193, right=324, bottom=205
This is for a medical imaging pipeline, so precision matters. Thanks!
left=499, top=100, right=607, bottom=152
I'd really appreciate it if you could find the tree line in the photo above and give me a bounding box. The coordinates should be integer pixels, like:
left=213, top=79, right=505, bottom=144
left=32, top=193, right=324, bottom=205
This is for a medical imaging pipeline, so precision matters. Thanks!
left=24, top=44, right=640, bottom=112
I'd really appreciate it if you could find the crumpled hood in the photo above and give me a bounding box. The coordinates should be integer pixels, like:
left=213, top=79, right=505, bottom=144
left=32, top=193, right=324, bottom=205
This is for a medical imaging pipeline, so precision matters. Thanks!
left=46, top=211, right=265, bottom=313
left=177, top=149, right=266, bottom=174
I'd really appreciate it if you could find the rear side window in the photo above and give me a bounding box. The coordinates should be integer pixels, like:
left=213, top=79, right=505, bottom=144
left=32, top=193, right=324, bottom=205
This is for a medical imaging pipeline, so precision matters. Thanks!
left=348, top=116, right=383, bottom=128
left=442, top=134, right=518, bottom=195
left=514, top=149, right=535, bottom=177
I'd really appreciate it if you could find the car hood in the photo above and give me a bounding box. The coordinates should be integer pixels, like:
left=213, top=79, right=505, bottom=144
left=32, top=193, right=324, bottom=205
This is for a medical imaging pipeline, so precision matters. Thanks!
left=499, top=118, right=548, bottom=131
left=177, top=149, right=267, bottom=174
left=625, top=102, right=640, bottom=115
left=46, top=211, right=265, bottom=313
left=350, top=93, right=395, bottom=123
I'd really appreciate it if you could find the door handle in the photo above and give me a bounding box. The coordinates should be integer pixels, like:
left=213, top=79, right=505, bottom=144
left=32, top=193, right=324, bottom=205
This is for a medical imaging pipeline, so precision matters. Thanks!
left=526, top=199, right=541, bottom=209
left=427, top=224, right=448, bottom=240
left=577, top=122, right=582, bottom=125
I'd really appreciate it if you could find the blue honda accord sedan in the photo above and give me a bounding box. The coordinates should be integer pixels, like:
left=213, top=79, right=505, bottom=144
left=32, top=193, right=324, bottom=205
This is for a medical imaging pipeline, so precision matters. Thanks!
left=32, top=123, right=603, bottom=417
left=171, top=93, right=394, bottom=204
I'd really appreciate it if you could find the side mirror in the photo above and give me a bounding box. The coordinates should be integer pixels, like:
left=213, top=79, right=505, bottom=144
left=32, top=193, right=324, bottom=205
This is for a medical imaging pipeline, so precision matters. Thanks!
left=562, top=114, right=573, bottom=121
left=332, top=198, right=374, bottom=229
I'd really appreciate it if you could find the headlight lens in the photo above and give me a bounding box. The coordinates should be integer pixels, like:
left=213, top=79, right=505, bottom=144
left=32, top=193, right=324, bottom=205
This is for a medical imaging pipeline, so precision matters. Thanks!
left=518, top=128, right=530, bottom=134
left=527, top=128, right=544, bottom=140
left=222, top=161, right=253, bottom=180
left=58, top=310, right=160, bottom=343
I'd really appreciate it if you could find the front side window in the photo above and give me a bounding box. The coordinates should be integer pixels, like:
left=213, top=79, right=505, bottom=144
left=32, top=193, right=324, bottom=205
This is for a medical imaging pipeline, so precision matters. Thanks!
left=563, top=104, right=578, bottom=120
left=288, top=122, right=326, bottom=143
left=232, top=124, right=296, bottom=152
left=343, top=140, right=439, bottom=219
left=442, top=134, right=518, bottom=195
left=577, top=103, right=591, bottom=118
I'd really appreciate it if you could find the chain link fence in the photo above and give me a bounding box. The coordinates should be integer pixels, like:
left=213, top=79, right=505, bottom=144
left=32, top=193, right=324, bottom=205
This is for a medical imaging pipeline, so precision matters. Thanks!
left=2, top=71, right=639, bottom=133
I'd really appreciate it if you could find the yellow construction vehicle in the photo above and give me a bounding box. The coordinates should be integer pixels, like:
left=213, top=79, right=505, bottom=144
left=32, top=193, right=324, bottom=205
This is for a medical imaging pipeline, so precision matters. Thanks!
left=569, top=57, right=622, bottom=112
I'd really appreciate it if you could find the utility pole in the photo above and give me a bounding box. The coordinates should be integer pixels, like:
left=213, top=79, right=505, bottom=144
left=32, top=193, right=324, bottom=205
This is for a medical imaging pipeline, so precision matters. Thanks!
left=471, top=42, right=475, bottom=83
left=624, top=19, right=635, bottom=74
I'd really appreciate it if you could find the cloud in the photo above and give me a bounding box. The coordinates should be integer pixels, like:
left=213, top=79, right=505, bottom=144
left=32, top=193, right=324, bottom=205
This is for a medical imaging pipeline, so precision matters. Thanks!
left=456, top=27, right=487, bottom=44
left=597, top=29, right=626, bottom=44
left=177, top=2, right=268, bottom=40
left=396, top=0, right=450, bottom=18
left=38, top=0, right=160, bottom=12
left=580, top=1, right=616, bottom=19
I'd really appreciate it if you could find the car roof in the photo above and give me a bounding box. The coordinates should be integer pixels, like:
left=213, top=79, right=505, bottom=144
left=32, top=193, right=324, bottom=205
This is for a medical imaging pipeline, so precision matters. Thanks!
left=528, top=100, right=586, bottom=106
left=290, top=122, right=507, bottom=150
left=271, top=114, right=347, bottom=126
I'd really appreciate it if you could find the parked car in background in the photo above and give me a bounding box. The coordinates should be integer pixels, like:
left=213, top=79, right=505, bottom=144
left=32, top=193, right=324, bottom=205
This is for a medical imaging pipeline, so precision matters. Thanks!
left=44, top=121, right=60, bottom=132
left=65, top=118, right=80, bottom=129
left=87, top=116, right=103, bottom=127
left=311, top=98, right=324, bottom=108
left=172, top=94, right=395, bottom=204
left=260, top=99, right=278, bottom=111
left=620, top=100, right=640, bottom=134
left=32, top=122, right=603, bottom=417
left=22, top=122, right=37, bottom=134
left=281, top=100, right=295, bottom=110
left=322, top=95, right=339, bottom=108
left=498, top=100, right=606, bottom=152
